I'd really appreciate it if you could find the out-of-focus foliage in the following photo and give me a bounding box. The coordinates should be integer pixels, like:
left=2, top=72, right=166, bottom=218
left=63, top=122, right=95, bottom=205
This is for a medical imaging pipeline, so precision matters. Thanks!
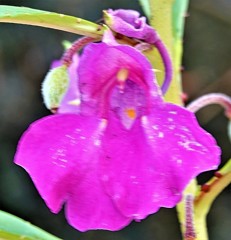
left=0, top=210, right=61, bottom=240
left=0, top=0, right=230, bottom=239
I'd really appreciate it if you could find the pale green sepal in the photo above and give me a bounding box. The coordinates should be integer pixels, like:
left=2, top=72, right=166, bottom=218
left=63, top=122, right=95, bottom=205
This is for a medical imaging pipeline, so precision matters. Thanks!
left=0, top=210, right=61, bottom=240
left=0, top=5, right=106, bottom=38
left=138, top=0, right=151, bottom=19
left=42, top=65, right=69, bottom=111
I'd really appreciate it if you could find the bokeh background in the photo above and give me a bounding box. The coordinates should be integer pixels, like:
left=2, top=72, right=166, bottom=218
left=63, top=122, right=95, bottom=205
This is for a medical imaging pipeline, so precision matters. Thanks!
left=0, top=0, right=230, bottom=239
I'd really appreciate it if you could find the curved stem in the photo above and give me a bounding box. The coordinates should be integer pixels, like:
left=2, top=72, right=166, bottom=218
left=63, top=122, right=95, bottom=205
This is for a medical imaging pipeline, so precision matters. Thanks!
left=61, top=36, right=95, bottom=65
left=154, top=39, right=173, bottom=94
left=186, top=93, right=231, bottom=118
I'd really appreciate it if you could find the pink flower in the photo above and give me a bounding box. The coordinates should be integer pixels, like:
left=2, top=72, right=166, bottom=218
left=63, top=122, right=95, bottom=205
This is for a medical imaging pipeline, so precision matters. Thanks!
left=14, top=32, right=220, bottom=231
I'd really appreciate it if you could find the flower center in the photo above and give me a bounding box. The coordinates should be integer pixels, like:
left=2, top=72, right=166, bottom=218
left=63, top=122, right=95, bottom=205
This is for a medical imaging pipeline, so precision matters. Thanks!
left=110, top=69, right=147, bottom=129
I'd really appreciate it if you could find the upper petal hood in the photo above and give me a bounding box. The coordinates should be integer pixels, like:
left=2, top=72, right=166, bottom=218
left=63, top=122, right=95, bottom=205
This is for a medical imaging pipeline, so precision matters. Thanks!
left=78, top=40, right=162, bottom=117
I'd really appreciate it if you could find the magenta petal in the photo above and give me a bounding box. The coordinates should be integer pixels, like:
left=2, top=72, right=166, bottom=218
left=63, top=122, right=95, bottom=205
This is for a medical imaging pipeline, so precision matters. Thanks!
left=100, top=106, right=220, bottom=219
left=14, top=114, right=100, bottom=212
left=100, top=116, right=164, bottom=219
left=14, top=114, right=131, bottom=231
left=78, top=42, right=162, bottom=114
left=142, top=103, right=221, bottom=197
left=66, top=163, right=131, bottom=231
left=51, top=59, right=62, bottom=69
left=78, top=43, right=158, bottom=93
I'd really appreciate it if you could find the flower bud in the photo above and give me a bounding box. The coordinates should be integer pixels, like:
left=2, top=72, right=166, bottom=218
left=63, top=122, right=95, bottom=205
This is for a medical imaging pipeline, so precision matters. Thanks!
left=104, top=9, right=159, bottom=44
left=41, top=65, right=69, bottom=112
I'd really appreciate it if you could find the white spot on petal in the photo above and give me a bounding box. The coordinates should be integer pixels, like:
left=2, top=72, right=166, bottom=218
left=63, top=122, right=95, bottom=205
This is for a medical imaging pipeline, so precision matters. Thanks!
left=152, top=125, right=159, bottom=130
left=94, top=139, right=101, bottom=146
left=158, top=132, right=164, bottom=138
left=169, top=111, right=177, bottom=115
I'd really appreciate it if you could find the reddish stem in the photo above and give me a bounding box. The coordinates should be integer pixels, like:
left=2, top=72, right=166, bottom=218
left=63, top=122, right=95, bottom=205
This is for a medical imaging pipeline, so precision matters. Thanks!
left=186, top=93, right=231, bottom=118
left=61, top=37, right=95, bottom=65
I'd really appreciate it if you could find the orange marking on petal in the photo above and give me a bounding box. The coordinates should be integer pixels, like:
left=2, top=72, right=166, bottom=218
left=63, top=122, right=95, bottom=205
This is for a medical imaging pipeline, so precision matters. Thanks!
left=125, top=108, right=136, bottom=119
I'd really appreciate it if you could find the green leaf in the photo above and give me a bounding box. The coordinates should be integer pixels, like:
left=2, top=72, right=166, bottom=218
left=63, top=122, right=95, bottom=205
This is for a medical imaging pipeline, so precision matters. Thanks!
left=0, top=230, right=33, bottom=240
left=0, top=211, right=61, bottom=240
left=0, top=5, right=106, bottom=38
left=138, top=0, right=151, bottom=19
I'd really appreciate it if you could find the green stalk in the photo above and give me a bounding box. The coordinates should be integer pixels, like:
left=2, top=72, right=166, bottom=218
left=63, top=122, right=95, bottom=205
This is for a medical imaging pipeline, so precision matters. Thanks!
left=0, top=5, right=106, bottom=38
left=147, top=0, right=189, bottom=105
left=193, top=159, right=231, bottom=240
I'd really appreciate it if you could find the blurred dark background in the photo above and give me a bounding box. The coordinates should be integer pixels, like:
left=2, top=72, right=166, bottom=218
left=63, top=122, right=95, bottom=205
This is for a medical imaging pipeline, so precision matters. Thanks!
left=0, top=0, right=230, bottom=239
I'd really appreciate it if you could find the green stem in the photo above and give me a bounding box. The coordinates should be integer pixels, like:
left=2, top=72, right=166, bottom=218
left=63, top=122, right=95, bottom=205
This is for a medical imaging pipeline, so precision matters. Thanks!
left=147, top=0, right=189, bottom=105
left=192, top=217, right=208, bottom=240
left=148, top=0, right=182, bottom=104
left=176, top=180, right=198, bottom=239
left=194, top=159, right=231, bottom=218
left=182, top=159, right=231, bottom=240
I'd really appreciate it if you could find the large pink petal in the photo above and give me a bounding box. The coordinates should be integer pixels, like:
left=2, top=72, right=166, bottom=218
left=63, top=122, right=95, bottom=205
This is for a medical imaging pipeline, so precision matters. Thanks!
left=15, top=114, right=131, bottom=231
left=66, top=159, right=131, bottom=231
left=100, top=115, right=164, bottom=220
left=142, top=103, right=221, bottom=198
left=100, top=105, right=220, bottom=219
